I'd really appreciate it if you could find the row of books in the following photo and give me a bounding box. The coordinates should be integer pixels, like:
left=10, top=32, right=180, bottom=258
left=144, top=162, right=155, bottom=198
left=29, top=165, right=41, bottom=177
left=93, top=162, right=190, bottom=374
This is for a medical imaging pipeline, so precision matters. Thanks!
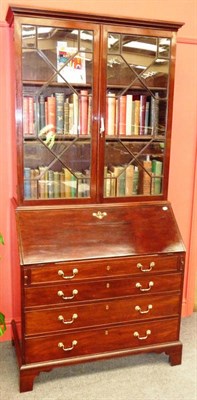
left=23, top=91, right=160, bottom=138
left=23, top=90, right=92, bottom=136
left=24, top=158, right=162, bottom=200
left=106, top=93, right=159, bottom=136
left=104, top=159, right=163, bottom=197
left=24, top=167, right=90, bottom=199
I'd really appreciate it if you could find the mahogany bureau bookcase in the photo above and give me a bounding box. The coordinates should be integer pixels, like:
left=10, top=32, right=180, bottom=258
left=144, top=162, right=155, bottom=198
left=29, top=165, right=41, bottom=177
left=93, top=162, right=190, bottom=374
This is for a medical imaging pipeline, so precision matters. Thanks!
left=6, top=6, right=185, bottom=392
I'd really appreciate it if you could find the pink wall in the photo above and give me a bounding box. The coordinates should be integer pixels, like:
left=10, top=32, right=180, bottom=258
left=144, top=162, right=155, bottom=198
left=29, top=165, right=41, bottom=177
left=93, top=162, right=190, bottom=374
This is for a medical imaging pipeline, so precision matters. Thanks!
left=0, top=0, right=197, bottom=341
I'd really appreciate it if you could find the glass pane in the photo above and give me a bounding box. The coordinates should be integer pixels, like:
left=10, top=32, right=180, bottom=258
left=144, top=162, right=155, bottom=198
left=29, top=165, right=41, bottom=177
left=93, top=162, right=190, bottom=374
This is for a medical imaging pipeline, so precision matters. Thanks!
left=22, top=25, right=36, bottom=48
left=22, top=49, right=55, bottom=81
left=104, top=31, right=169, bottom=198
left=22, top=24, right=94, bottom=201
left=158, top=38, right=171, bottom=59
left=104, top=141, right=164, bottom=197
left=24, top=139, right=91, bottom=200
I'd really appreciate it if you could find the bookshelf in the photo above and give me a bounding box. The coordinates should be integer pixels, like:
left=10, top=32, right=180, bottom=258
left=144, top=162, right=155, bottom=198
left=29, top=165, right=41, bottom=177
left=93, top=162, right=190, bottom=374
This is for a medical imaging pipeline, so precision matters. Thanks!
left=7, top=6, right=185, bottom=393
left=12, top=15, right=173, bottom=204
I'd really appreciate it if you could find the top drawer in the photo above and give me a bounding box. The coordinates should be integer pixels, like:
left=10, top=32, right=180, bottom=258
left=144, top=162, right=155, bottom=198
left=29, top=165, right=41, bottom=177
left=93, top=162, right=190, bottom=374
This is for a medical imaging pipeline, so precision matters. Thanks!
left=23, top=254, right=184, bottom=286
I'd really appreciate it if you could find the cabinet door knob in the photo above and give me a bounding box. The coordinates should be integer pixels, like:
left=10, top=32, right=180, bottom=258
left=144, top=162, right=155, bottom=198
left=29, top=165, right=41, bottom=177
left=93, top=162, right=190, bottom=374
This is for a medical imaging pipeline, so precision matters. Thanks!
left=57, top=289, right=78, bottom=300
left=135, top=281, right=154, bottom=292
left=133, top=330, right=151, bottom=340
left=137, top=261, right=155, bottom=272
left=58, top=340, right=78, bottom=352
left=58, top=268, right=78, bottom=279
left=58, top=313, right=78, bottom=324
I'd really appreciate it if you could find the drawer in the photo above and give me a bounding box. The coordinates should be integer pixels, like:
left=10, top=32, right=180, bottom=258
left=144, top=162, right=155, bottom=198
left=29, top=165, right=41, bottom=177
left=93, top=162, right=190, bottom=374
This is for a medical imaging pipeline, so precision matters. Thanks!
left=25, top=293, right=181, bottom=335
left=24, top=272, right=182, bottom=307
left=24, top=317, right=179, bottom=363
left=24, top=254, right=183, bottom=285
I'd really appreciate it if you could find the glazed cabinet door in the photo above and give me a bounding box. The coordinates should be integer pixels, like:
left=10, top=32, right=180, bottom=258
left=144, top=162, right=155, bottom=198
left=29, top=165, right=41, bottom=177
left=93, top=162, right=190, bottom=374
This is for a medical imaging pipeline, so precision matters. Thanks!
left=15, top=17, right=100, bottom=204
left=99, top=25, right=175, bottom=202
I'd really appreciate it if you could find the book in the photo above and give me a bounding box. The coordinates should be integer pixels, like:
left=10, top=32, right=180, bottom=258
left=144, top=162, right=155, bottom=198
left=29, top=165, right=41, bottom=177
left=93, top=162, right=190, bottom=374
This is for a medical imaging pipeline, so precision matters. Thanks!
left=63, top=98, right=69, bottom=134
left=69, top=103, right=74, bottom=134
left=80, top=90, right=88, bottom=135
left=119, top=96, right=126, bottom=136
left=31, top=168, right=39, bottom=199
left=106, top=93, right=116, bottom=136
left=87, top=95, right=92, bottom=135
left=24, top=167, right=31, bottom=199
left=23, top=97, right=29, bottom=135
left=75, top=171, right=85, bottom=197
left=55, top=93, right=64, bottom=134
left=38, top=166, right=48, bottom=199
left=39, top=95, right=45, bottom=130
left=125, top=164, right=134, bottom=196
left=47, top=96, right=56, bottom=133
left=23, top=97, right=35, bottom=136
left=53, top=171, right=60, bottom=198
left=150, top=92, right=159, bottom=135
left=152, top=159, right=163, bottom=194
left=139, top=157, right=152, bottom=195
left=144, top=101, right=150, bottom=135
left=57, top=42, right=86, bottom=84
left=72, top=93, right=79, bottom=135
left=110, top=165, right=125, bottom=196
left=134, top=100, right=140, bottom=135
left=63, top=167, right=73, bottom=197
left=126, top=94, right=133, bottom=136
left=47, top=170, right=54, bottom=198
left=139, top=95, right=147, bottom=135
left=132, top=166, right=139, bottom=195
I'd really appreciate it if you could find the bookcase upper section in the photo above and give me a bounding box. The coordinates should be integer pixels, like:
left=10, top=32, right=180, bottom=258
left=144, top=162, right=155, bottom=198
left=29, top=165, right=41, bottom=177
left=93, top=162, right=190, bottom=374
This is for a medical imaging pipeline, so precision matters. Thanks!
left=7, top=6, right=183, bottom=205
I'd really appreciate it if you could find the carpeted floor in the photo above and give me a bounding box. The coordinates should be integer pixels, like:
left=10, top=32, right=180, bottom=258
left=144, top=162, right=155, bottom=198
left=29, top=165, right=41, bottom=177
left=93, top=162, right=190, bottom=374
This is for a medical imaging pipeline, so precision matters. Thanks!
left=0, top=313, right=196, bottom=400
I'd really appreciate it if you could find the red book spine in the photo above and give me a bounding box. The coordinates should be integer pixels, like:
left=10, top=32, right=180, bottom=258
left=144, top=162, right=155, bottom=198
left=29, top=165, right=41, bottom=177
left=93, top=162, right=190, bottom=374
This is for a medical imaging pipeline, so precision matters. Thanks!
left=80, top=90, right=88, bottom=135
left=23, top=97, right=29, bottom=135
left=119, top=96, right=126, bottom=136
left=47, top=96, right=56, bottom=132
left=45, top=101, right=48, bottom=126
left=106, top=93, right=116, bottom=136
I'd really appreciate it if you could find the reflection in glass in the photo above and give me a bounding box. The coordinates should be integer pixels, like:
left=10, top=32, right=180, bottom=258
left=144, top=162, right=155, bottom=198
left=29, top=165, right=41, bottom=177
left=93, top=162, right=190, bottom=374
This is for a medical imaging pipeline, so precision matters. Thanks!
left=22, top=25, right=36, bottom=48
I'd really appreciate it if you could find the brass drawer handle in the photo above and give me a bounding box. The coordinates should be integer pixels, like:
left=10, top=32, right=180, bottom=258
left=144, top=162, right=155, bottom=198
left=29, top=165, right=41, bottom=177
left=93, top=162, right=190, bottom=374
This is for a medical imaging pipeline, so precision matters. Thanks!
left=135, top=304, right=153, bottom=314
left=58, top=268, right=78, bottom=279
left=134, top=329, right=151, bottom=340
left=136, top=281, right=154, bottom=292
left=92, top=211, right=107, bottom=220
left=58, top=340, right=78, bottom=352
left=137, top=261, right=155, bottom=272
left=58, top=313, right=78, bottom=325
left=57, top=289, right=78, bottom=300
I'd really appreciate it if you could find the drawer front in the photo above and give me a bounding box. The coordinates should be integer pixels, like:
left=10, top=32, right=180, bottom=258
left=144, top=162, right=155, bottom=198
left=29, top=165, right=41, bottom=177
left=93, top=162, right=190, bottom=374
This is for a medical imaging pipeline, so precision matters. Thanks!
left=24, top=273, right=182, bottom=307
left=25, top=318, right=179, bottom=363
left=25, top=293, right=181, bottom=335
left=24, top=254, right=182, bottom=285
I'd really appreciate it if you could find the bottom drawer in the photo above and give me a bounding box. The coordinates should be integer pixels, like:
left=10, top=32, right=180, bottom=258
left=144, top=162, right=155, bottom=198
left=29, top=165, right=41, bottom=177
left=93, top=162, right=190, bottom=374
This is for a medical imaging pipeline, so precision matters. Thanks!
left=25, top=318, right=179, bottom=363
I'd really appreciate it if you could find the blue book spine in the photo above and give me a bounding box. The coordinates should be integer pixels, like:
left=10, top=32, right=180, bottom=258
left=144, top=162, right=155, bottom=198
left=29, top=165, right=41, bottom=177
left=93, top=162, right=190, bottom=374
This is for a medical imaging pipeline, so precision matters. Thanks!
left=24, top=167, right=31, bottom=199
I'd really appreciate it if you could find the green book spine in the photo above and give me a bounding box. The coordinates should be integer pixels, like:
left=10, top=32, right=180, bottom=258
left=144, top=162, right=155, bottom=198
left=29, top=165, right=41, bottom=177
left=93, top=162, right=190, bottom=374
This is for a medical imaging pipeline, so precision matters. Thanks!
left=55, top=93, right=64, bottom=134
left=152, top=160, right=163, bottom=194
left=132, top=166, right=139, bottom=195
left=39, top=95, right=45, bottom=130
